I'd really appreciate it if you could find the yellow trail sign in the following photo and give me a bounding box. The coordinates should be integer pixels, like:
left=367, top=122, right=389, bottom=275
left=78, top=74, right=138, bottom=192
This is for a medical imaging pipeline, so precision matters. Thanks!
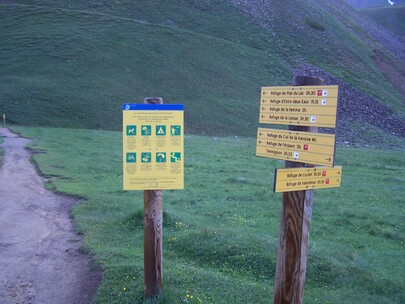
left=256, top=128, right=336, bottom=167
left=261, top=85, right=339, bottom=98
left=260, top=85, right=338, bottom=128
left=123, top=104, right=184, bottom=190
left=274, top=166, right=342, bottom=192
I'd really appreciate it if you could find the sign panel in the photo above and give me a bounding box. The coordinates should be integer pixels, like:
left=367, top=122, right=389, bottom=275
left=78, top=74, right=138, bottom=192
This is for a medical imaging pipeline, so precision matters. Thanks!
left=260, top=85, right=338, bottom=128
left=256, top=128, right=336, bottom=167
left=274, top=166, right=342, bottom=192
left=123, top=104, right=184, bottom=190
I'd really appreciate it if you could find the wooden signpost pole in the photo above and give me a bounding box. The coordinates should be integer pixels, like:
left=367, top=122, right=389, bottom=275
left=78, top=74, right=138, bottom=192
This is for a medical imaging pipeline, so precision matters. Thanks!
left=273, top=76, right=324, bottom=304
left=143, top=97, right=164, bottom=297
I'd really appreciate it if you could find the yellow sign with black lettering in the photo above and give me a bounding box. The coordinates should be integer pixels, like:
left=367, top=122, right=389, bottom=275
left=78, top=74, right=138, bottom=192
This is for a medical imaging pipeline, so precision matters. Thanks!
left=256, top=128, right=336, bottom=167
left=260, top=85, right=338, bottom=128
left=274, top=166, right=342, bottom=192
left=123, top=104, right=184, bottom=190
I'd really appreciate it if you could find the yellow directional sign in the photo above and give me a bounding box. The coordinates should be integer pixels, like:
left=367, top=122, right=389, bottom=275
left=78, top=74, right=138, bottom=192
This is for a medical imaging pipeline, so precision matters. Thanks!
left=260, top=85, right=339, bottom=128
left=274, top=166, right=342, bottom=192
left=256, top=128, right=336, bottom=166
left=123, top=104, right=184, bottom=190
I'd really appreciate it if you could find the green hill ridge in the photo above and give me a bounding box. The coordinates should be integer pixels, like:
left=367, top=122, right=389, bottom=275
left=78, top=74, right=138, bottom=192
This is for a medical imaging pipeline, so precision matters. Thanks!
left=1, top=0, right=404, bottom=147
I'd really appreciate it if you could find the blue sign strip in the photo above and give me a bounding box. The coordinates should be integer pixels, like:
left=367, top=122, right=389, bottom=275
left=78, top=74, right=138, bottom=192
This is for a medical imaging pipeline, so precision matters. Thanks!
left=123, top=104, right=184, bottom=111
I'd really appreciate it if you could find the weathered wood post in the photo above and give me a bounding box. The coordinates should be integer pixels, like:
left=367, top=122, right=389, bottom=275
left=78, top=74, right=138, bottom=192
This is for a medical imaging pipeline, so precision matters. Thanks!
left=143, top=97, right=164, bottom=297
left=273, top=76, right=324, bottom=304
left=2, top=114, right=5, bottom=127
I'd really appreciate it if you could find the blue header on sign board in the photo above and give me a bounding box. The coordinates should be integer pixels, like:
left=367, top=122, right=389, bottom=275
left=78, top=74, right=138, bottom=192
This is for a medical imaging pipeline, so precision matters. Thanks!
left=122, top=104, right=184, bottom=111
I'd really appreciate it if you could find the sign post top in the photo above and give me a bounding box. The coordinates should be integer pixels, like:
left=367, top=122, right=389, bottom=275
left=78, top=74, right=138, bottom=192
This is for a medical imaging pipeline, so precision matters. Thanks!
left=123, top=104, right=184, bottom=111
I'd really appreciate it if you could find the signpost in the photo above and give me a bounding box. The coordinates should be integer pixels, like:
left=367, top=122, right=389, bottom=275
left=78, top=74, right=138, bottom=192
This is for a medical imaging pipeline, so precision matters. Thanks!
left=256, top=128, right=336, bottom=166
left=123, top=97, right=184, bottom=297
left=260, top=85, right=338, bottom=128
left=257, top=76, right=342, bottom=304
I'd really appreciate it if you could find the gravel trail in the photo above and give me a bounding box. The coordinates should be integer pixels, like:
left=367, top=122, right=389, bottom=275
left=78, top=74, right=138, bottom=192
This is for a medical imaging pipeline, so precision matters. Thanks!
left=0, top=128, right=100, bottom=304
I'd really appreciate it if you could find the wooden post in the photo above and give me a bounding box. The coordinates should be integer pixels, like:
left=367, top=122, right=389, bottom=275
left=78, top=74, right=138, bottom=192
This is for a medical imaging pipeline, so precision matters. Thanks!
left=143, top=97, right=164, bottom=297
left=2, top=114, right=5, bottom=127
left=273, top=76, right=324, bottom=304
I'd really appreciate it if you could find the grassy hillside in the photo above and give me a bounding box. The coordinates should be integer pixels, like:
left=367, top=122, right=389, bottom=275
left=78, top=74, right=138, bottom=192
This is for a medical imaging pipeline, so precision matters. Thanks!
left=0, top=1, right=290, bottom=136
left=361, top=5, right=405, bottom=40
left=1, top=0, right=404, bottom=140
left=12, top=126, right=405, bottom=304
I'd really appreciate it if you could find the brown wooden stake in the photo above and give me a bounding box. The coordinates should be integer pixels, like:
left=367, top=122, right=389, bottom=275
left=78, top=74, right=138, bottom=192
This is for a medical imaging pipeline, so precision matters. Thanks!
left=143, top=97, right=164, bottom=297
left=273, top=76, right=324, bottom=304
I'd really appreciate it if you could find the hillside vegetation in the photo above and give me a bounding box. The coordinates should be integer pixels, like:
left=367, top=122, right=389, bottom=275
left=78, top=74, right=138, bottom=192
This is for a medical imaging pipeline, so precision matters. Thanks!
left=1, top=0, right=404, bottom=146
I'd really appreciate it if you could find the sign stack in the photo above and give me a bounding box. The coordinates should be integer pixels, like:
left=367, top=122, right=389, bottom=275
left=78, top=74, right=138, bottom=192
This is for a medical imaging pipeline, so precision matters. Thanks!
left=256, top=85, right=342, bottom=191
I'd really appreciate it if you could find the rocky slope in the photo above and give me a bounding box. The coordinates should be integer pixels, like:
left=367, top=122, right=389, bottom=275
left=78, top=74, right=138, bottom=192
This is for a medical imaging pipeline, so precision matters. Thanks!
left=294, top=64, right=405, bottom=148
left=228, top=0, right=405, bottom=149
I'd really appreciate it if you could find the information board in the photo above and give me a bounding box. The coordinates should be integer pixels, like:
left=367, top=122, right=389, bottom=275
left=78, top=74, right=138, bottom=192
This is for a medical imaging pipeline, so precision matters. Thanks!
left=256, top=128, right=336, bottom=167
left=260, top=85, right=338, bottom=128
left=123, top=104, right=184, bottom=190
left=274, top=166, right=342, bottom=192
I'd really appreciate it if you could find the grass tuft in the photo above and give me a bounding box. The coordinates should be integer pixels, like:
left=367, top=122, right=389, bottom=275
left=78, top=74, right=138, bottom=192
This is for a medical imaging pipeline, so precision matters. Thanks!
left=305, top=17, right=326, bottom=31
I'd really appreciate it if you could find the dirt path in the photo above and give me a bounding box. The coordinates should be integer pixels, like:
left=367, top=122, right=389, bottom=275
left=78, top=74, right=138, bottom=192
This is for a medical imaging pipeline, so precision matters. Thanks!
left=0, top=128, right=100, bottom=304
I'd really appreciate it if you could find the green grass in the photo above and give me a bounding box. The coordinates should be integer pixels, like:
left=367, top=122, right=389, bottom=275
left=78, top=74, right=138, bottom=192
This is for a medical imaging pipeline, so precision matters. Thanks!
left=361, top=5, right=405, bottom=40
left=1, top=1, right=404, bottom=138
left=12, top=126, right=405, bottom=303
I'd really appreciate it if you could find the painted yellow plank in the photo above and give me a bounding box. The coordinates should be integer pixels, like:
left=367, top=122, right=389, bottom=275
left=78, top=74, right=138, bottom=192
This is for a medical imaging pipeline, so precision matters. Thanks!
left=261, top=96, right=338, bottom=107
left=260, top=105, right=337, bottom=115
left=274, top=166, right=342, bottom=192
left=259, top=113, right=337, bottom=128
left=123, top=104, right=184, bottom=190
left=261, top=85, right=339, bottom=98
left=257, top=128, right=335, bottom=149
left=256, top=128, right=336, bottom=167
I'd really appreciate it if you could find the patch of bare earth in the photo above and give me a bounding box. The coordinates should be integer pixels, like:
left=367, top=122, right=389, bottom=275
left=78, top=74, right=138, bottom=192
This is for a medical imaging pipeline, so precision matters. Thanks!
left=0, top=128, right=101, bottom=304
left=372, top=49, right=405, bottom=98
